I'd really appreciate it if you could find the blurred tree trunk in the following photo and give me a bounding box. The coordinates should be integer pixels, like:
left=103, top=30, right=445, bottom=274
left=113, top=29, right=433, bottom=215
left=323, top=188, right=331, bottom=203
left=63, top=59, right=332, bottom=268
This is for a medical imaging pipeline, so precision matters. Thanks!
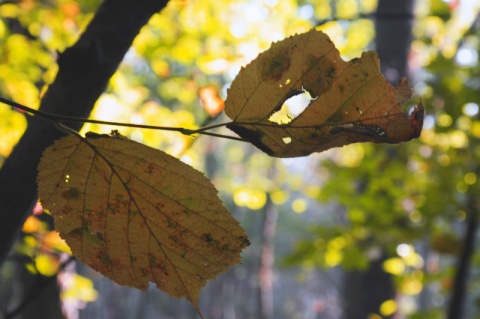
left=343, top=253, right=396, bottom=319
left=0, top=0, right=168, bottom=317
left=259, top=196, right=278, bottom=319
left=10, top=267, right=64, bottom=319
left=342, top=1, right=416, bottom=318
left=447, top=190, right=479, bottom=319
left=446, top=16, right=480, bottom=319
left=375, top=0, right=416, bottom=84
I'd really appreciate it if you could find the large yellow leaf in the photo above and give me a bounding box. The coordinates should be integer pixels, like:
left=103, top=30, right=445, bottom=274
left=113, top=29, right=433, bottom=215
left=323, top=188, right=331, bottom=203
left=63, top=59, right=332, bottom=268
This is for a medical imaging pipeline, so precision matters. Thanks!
left=225, top=29, right=424, bottom=157
left=37, top=132, right=249, bottom=310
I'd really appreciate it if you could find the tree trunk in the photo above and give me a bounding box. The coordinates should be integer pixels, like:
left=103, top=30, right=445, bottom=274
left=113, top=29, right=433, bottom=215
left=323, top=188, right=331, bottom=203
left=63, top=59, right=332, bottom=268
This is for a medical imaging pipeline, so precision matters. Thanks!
left=0, top=0, right=168, bottom=266
left=447, top=192, right=479, bottom=319
left=259, top=196, right=278, bottom=319
left=343, top=1, right=416, bottom=318
left=8, top=267, right=64, bottom=319
left=343, top=253, right=396, bottom=319
left=0, top=0, right=168, bottom=317
left=375, top=0, right=416, bottom=84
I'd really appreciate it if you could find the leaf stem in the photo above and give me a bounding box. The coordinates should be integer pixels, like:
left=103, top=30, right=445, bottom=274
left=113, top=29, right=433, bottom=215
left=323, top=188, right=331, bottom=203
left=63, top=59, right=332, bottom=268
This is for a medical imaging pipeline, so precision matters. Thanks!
left=0, top=96, right=245, bottom=142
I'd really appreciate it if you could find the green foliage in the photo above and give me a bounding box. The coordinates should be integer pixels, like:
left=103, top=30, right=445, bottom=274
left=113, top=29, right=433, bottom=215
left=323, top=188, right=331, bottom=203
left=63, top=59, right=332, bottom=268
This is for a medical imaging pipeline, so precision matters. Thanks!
left=284, top=1, right=480, bottom=317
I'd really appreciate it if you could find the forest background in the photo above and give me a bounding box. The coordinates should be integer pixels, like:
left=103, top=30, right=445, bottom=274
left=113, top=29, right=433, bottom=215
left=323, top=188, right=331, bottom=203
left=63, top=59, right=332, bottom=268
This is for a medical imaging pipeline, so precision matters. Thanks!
left=1, top=0, right=480, bottom=318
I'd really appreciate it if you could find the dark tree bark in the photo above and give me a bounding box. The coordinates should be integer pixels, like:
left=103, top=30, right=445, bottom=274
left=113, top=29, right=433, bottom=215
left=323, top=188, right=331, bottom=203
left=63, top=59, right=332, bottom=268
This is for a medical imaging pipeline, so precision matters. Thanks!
left=0, top=1, right=167, bottom=317
left=375, top=0, right=416, bottom=84
left=447, top=192, right=478, bottom=319
left=7, top=266, right=64, bottom=319
left=342, top=1, right=416, bottom=319
left=343, top=253, right=396, bottom=319
left=0, top=0, right=168, bottom=266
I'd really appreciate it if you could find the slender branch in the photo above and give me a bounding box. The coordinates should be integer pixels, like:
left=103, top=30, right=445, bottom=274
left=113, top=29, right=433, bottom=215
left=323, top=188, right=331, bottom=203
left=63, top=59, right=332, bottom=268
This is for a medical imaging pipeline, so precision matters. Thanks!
left=1, top=93, right=420, bottom=141
left=0, top=96, right=244, bottom=141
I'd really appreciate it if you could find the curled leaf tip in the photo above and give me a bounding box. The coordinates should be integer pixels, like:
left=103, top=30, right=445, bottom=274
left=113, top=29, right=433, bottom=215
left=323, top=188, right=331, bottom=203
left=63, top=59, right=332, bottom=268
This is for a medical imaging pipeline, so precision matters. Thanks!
left=410, top=100, right=425, bottom=139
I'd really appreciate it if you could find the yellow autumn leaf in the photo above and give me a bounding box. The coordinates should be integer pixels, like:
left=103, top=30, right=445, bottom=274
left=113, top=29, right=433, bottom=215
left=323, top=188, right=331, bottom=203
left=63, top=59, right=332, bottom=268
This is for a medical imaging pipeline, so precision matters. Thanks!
left=23, top=215, right=41, bottom=233
left=43, top=231, right=71, bottom=254
left=225, top=29, right=424, bottom=157
left=61, top=274, right=98, bottom=302
left=37, top=132, right=249, bottom=313
left=35, top=254, right=60, bottom=277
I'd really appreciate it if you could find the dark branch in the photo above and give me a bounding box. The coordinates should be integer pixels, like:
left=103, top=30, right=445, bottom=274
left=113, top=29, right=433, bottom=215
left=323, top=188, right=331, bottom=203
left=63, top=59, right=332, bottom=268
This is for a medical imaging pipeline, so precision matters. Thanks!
left=5, top=256, right=76, bottom=319
left=0, top=0, right=168, bottom=266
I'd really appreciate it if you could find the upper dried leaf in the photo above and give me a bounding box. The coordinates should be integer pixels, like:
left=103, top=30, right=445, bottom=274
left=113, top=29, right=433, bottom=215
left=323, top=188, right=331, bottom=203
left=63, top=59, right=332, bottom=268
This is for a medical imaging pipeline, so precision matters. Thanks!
left=225, top=29, right=424, bottom=157
left=37, top=133, right=249, bottom=310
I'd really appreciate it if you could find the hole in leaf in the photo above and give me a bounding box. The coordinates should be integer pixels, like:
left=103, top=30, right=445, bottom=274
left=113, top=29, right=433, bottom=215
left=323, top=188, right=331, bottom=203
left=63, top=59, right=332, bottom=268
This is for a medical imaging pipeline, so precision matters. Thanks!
left=282, top=137, right=292, bottom=144
left=268, top=87, right=315, bottom=125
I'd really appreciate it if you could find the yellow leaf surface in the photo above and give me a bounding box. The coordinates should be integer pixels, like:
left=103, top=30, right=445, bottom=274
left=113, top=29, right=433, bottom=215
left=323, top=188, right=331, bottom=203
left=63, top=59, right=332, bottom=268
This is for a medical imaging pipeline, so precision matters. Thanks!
left=37, top=132, right=249, bottom=310
left=225, top=29, right=424, bottom=157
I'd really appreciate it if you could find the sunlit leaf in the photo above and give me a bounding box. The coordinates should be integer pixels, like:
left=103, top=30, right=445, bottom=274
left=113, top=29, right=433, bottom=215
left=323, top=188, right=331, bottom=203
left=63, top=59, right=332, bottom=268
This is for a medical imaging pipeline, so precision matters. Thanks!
left=25, top=262, right=37, bottom=274
left=225, top=29, right=424, bottom=158
left=37, top=132, right=249, bottom=310
left=43, top=231, right=71, bottom=254
left=233, top=187, right=267, bottom=210
left=0, top=104, right=27, bottom=157
left=61, top=274, right=98, bottom=302
left=35, top=254, right=60, bottom=277
left=399, top=276, right=423, bottom=295
left=199, top=85, right=225, bottom=117
left=383, top=257, right=405, bottom=275
left=23, top=216, right=41, bottom=233
left=379, top=300, right=398, bottom=316
left=270, top=189, right=288, bottom=205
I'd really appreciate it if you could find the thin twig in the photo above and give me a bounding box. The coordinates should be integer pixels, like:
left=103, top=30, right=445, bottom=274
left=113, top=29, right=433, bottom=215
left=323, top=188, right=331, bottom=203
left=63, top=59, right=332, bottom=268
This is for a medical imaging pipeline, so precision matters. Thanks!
left=1, top=93, right=420, bottom=136
left=0, top=96, right=245, bottom=141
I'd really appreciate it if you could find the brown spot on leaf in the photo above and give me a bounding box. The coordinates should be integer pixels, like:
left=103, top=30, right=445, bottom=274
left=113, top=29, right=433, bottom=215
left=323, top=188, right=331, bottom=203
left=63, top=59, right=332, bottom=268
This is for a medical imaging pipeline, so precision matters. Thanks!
left=259, top=50, right=291, bottom=82
left=62, top=187, right=80, bottom=200
left=303, top=55, right=336, bottom=95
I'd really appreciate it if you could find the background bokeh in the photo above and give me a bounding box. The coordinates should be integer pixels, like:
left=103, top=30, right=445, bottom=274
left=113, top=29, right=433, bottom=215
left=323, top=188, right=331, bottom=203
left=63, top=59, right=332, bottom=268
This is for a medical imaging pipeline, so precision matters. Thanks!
left=1, top=0, right=480, bottom=318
